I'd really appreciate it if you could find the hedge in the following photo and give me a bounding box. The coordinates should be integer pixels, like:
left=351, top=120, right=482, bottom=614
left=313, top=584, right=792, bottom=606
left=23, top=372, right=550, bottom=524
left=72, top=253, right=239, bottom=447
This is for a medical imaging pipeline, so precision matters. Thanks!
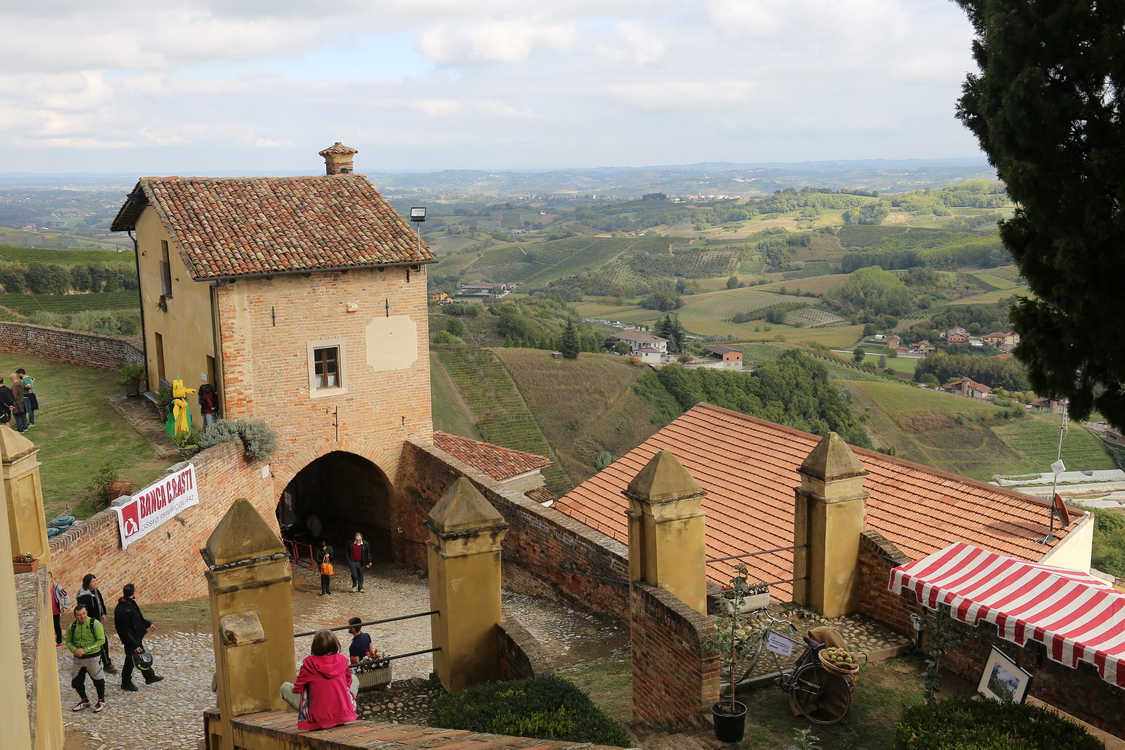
left=896, top=697, right=1104, bottom=750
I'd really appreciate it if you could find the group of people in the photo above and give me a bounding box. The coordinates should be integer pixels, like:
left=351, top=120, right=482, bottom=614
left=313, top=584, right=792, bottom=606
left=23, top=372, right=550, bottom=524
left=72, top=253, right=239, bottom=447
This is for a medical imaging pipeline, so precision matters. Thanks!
left=316, top=532, right=372, bottom=595
left=281, top=618, right=378, bottom=731
left=0, top=367, right=37, bottom=433
left=53, top=573, right=163, bottom=714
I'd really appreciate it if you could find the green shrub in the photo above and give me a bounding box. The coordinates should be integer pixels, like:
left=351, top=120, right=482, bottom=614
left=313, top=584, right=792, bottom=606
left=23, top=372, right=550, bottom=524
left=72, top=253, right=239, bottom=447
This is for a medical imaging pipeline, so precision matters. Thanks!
left=431, top=675, right=629, bottom=748
left=197, top=419, right=239, bottom=450
left=28, top=311, right=66, bottom=327
left=196, top=418, right=277, bottom=461
left=896, top=697, right=1104, bottom=750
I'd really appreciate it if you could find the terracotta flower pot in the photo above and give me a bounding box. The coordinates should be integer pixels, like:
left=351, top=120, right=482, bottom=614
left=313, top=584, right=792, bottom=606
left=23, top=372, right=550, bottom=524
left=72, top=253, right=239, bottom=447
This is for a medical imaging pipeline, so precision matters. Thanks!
left=13, top=559, right=39, bottom=574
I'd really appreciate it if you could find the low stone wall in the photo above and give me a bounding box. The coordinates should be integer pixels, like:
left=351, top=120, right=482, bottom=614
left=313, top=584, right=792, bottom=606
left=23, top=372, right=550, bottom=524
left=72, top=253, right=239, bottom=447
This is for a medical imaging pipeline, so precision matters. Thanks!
left=0, top=323, right=142, bottom=372
left=630, top=582, right=719, bottom=729
left=49, top=440, right=276, bottom=604
left=497, top=616, right=554, bottom=682
left=856, top=530, right=918, bottom=637
left=394, top=440, right=630, bottom=617
left=203, top=709, right=627, bottom=750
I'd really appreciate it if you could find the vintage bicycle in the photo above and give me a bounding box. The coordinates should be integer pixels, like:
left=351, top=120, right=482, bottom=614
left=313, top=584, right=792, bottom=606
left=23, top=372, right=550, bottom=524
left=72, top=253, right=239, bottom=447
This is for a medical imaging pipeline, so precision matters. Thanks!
left=732, top=608, right=853, bottom=725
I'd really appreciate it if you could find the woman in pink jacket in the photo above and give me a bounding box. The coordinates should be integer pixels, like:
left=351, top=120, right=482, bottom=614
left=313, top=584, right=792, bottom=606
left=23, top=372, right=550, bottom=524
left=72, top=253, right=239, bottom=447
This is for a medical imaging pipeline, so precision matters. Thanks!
left=281, top=630, right=357, bottom=731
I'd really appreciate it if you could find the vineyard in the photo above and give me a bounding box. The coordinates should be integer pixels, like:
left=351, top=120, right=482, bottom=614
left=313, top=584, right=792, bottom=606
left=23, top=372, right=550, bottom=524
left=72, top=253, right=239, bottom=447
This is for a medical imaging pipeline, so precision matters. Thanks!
left=0, top=290, right=140, bottom=316
left=785, top=308, right=848, bottom=328
left=0, top=245, right=135, bottom=265
left=431, top=346, right=568, bottom=492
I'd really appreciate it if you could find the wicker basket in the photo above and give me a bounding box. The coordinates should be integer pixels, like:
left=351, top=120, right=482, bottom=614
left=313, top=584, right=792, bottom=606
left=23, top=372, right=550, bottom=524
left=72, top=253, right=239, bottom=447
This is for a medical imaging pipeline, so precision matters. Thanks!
left=353, top=659, right=392, bottom=691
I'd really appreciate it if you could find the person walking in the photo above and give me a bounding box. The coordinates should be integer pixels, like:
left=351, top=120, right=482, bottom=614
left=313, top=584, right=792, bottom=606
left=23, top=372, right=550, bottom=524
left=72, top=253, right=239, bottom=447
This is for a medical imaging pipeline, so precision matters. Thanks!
left=10, top=374, right=26, bottom=433
left=16, top=368, right=35, bottom=427
left=317, top=539, right=334, bottom=596
left=113, top=583, right=164, bottom=691
left=51, top=581, right=70, bottom=647
left=346, top=532, right=371, bottom=593
left=77, top=574, right=117, bottom=675
left=65, top=604, right=107, bottom=713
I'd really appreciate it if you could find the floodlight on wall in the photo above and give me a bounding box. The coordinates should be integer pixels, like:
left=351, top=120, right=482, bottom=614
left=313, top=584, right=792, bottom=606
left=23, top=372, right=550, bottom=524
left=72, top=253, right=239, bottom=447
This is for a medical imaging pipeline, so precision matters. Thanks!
left=410, top=207, right=426, bottom=257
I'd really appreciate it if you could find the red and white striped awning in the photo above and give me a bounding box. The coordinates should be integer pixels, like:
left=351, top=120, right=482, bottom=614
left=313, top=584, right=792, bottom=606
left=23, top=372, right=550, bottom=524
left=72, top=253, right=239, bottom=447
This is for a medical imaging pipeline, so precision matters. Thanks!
left=890, top=542, right=1125, bottom=687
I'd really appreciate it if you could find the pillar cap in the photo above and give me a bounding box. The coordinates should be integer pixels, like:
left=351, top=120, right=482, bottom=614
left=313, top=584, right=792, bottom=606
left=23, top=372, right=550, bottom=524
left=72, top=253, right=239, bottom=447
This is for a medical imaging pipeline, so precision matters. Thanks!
left=625, top=450, right=703, bottom=502
left=799, top=433, right=866, bottom=481
left=427, top=477, right=506, bottom=534
left=203, top=498, right=286, bottom=568
left=0, top=425, right=37, bottom=462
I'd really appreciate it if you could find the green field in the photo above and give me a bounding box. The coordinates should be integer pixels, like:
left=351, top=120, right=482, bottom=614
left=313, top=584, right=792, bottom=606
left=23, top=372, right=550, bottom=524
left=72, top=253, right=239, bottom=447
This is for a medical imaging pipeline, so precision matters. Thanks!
left=970, top=271, right=1019, bottom=290
left=956, top=287, right=1030, bottom=305
left=0, top=290, right=140, bottom=315
left=993, top=418, right=1117, bottom=475
left=0, top=354, right=170, bottom=522
left=430, top=355, right=481, bottom=440
left=0, top=245, right=135, bottom=264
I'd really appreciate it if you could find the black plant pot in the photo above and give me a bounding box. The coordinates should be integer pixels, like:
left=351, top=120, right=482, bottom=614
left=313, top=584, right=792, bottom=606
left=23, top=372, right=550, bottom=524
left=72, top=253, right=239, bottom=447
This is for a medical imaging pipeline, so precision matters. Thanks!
left=711, top=700, right=748, bottom=743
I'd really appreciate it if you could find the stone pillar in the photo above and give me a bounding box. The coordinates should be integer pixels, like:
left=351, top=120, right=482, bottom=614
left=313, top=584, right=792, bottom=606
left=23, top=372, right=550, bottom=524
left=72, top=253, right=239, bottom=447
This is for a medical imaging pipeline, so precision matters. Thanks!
left=202, top=498, right=295, bottom=750
left=1, top=429, right=50, bottom=568
left=624, top=450, right=708, bottom=615
left=0, top=474, right=33, bottom=750
left=426, top=478, right=509, bottom=693
left=793, top=433, right=868, bottom=618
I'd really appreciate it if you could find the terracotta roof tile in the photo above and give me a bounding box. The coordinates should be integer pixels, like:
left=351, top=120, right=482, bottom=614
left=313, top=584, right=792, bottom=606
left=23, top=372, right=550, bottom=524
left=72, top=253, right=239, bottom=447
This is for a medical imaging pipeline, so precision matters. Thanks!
left=553, top=403, right=1085, bottom=598
left=110, top=175, right=434, bottom=278
left=432, top=431, right=552, bottom=482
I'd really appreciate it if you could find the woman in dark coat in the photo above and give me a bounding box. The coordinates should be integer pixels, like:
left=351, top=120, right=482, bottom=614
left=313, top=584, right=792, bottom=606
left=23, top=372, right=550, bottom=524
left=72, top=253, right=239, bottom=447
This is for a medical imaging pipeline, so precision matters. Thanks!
left=317, top=539, right=334, bottom=596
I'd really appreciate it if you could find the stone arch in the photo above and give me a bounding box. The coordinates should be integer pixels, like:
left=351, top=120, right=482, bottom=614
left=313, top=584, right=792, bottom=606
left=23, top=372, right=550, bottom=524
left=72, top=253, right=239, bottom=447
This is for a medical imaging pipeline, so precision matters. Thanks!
left=273, top=437, right=400, bottom=560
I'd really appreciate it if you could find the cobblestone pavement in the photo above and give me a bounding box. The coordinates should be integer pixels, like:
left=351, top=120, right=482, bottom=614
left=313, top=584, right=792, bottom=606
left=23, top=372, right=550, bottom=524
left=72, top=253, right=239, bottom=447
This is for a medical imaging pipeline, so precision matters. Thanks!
left=58, top=561, right=629, bottom=750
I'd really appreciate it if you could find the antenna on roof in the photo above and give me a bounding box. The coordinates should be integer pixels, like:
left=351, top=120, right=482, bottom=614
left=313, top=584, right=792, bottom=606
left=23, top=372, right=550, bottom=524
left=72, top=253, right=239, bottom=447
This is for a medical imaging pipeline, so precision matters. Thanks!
left=1037, top=400, right=1070, bottom=544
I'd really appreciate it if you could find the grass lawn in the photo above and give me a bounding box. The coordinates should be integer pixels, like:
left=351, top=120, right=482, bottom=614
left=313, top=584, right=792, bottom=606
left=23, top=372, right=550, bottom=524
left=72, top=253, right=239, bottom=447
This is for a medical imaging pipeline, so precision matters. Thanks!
left=0, top=354, right=170, bottom=522
left=736, top=655, right=930, bottom=750
left=993, top=417, right=1116, bottom=475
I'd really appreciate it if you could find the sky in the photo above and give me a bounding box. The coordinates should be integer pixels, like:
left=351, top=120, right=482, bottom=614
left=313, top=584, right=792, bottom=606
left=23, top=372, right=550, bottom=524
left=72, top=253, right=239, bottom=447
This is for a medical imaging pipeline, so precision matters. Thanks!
left=0, top=0, right=985, bottom=174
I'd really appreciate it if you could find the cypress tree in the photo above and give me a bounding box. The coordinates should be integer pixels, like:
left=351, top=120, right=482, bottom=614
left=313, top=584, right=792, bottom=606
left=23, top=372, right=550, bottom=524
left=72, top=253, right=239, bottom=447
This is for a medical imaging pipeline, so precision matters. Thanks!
left=560, top=319, right=580, bottom=359
left=954, top=0, right=1125, bottom=425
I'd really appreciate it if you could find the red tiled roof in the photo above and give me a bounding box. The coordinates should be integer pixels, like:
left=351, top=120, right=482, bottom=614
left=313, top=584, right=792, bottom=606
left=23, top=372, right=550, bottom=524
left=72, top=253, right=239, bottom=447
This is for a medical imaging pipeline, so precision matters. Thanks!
left=432, top=431, right=552, bottom=481
left=111, top=175, right=434, bottom=279
left=553, top=404, right=1083, bottom=597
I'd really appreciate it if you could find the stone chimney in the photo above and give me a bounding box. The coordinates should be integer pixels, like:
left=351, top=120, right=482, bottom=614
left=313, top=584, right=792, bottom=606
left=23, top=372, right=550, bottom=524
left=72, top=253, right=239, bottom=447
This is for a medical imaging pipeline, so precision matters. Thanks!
left=318, top=142, right=358, bottom=175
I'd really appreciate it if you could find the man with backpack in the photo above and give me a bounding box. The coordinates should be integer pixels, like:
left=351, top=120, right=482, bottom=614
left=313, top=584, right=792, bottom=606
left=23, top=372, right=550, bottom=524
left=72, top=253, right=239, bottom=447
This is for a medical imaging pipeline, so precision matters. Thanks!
left=65, top=604, right=107, bottom=713
left=114, top=583, right=164, bottom=691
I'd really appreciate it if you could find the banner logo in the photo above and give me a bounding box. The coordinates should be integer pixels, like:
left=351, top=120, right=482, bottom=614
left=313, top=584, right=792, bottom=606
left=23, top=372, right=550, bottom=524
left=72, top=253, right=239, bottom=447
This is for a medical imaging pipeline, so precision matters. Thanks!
left=114, top=464, right=199, bottom=549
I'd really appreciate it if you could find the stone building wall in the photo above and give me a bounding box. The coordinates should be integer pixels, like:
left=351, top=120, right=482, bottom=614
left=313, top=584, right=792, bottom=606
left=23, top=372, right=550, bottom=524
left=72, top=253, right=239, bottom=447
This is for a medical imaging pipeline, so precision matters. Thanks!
left=496, top=617, right=554, bottom=682
left=630, top=582, right=718, bottom=729
left=0, top=323, right=143, bottom=372
left=49, top=440, right=275, bottom=604
left=394, top=440, right=630, bottom=616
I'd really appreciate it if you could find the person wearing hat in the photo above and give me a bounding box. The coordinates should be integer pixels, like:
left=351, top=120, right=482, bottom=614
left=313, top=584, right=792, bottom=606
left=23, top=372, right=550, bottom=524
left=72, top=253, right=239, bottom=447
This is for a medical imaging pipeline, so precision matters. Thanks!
left=113, top=583, right=164, bottom=691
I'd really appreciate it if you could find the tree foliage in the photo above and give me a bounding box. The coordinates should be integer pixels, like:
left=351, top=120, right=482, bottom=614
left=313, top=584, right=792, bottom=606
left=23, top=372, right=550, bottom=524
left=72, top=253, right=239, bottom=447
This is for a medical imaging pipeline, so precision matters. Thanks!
left=954, top=0, right=1125, bottom=426
left=654, top=351, right=872, bottom=448
left=914, top=353, right=1030, bottom=392
left=560, top=318, right=579, bottom=359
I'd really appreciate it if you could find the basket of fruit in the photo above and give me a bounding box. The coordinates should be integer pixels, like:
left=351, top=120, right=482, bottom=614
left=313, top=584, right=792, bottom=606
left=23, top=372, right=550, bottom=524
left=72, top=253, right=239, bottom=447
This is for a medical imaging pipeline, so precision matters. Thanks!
left=818, top=646, right=859, bottom=686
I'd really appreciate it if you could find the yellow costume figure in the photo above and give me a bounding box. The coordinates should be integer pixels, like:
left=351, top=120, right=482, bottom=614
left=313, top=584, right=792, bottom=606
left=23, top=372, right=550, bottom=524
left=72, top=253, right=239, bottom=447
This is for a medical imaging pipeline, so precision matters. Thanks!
left=165, top=377, right=197, bottom=437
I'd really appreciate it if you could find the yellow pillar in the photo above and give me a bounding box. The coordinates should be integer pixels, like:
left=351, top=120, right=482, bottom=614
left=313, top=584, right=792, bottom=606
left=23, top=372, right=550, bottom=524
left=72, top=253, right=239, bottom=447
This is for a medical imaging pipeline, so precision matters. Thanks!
left=793, top=433, right=868, bottom=618
left=202, top=498, right=296, bottom=750
left=426, top=478, right=509, bottom=693
left=1, top=429, right=50, bottom=568
left=624, top=450, right=708, bottom=615
left=0, top=469, right=32, bottom=750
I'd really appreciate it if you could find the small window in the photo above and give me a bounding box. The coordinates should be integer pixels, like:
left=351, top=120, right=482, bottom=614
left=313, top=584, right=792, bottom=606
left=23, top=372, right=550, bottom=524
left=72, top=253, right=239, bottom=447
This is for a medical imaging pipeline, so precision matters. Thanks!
left=160, top=240, right=173, bottom=298
left=313, top=347, right=340, bottom=389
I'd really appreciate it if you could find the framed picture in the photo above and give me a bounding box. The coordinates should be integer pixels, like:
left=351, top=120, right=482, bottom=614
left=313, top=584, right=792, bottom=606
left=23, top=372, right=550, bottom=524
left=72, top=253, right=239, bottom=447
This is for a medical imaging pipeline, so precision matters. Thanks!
left=977, top=646, right=1033, bottom=704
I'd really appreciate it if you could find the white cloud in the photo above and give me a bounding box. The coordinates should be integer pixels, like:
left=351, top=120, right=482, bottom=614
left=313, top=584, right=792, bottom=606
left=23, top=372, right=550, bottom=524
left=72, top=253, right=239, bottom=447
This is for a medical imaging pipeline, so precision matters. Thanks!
left=419, top=22, right=576, bottom=65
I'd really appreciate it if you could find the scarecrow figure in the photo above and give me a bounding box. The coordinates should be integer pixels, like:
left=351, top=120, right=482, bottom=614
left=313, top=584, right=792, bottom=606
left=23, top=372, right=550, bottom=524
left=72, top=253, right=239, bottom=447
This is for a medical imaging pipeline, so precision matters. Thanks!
left=165, top=377, right=197, bottom=437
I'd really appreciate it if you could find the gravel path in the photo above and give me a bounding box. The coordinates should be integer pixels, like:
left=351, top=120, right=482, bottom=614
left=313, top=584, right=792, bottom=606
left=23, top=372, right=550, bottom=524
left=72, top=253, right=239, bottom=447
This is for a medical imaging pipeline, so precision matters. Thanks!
left=59, top=561, right=629, bottom=750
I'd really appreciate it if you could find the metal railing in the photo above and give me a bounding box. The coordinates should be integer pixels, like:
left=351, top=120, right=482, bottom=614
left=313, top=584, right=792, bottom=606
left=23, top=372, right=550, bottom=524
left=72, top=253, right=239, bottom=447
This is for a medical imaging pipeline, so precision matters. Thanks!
left=284, top=539, right=317, bottom=571
left=294, top=611, right=442, bottom=667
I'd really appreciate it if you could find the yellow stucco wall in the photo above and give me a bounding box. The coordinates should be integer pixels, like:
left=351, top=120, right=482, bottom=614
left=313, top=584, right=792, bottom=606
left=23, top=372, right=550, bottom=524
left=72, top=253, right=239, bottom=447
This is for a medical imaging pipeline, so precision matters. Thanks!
left=1039, top=513, right=1095, bottom=572
left=136, top=208, right=218, bottom=427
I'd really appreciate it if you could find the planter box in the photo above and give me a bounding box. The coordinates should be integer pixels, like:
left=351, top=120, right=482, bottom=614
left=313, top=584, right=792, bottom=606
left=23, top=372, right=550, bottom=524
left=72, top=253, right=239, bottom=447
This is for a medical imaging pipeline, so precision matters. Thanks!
left=718, top=591, right=771, bottom=615
left=13, top=559, right=39, bottom=575
left=353, top=661, right=392, bottom=691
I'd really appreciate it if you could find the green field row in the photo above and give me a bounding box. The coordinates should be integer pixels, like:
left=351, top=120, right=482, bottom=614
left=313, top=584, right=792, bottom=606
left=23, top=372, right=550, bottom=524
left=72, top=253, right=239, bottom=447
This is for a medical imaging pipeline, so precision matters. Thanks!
left=0, top=244, right=136, bottom=265
left=0, top=290, right=140, bottom=315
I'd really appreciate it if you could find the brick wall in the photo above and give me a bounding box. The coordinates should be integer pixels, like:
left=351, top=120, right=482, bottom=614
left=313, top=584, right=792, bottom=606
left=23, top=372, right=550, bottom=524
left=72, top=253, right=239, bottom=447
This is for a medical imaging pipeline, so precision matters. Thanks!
left=49, top=440, right=276, bottom=604
left=856, top=530, right=917, bottom=637
left=856, top=530, right=1125, bottom=739
left=0, top=323, right=143, bottom=372
left=394, top=440, right=630, bottom=617
left=496, top=616, right=554, bottom=682
left=630, top=582, right=719, bottom=729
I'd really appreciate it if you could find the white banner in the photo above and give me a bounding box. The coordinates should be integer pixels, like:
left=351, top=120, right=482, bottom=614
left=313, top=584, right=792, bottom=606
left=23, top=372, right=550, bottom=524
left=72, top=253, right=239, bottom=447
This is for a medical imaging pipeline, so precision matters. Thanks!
left=114, top=464, right=199, bottom=549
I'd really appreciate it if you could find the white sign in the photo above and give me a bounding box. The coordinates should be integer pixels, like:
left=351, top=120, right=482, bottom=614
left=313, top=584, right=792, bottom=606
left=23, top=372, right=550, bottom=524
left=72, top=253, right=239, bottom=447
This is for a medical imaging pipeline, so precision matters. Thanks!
left=114, top=464, right=199, bottom=549
left=766, top=631, right=797, bottom=657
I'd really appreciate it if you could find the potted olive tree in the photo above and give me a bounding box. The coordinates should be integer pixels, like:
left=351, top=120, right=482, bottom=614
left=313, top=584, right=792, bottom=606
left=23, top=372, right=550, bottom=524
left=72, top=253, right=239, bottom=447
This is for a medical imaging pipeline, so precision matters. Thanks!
left=710, top=563, right=755, bottom=743
left=118, top=364, right=145, bottom=397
